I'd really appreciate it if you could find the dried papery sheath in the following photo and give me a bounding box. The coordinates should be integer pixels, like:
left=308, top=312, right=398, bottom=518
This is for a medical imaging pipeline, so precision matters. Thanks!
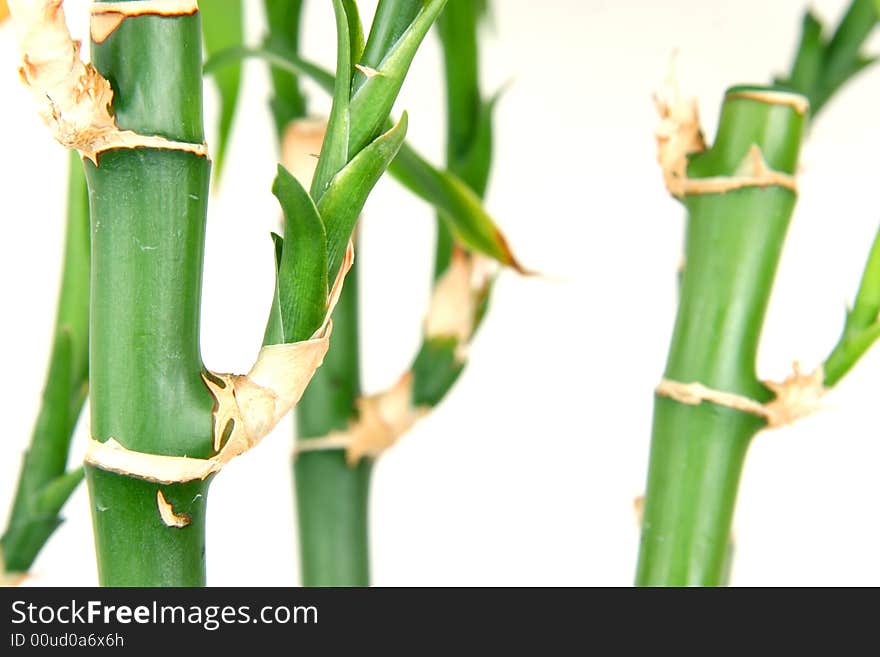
left=679, top=144, right=798, bottom=196
left=724, top=89, right=809, bottom=114
left=281, top=118, right=326, bottom=190
left=656, top=364, right=824, bottom=429
left=654, top=68, right=706, bottom=198
left=654, top=76, right=802, bottom=198
left=296, top=373, right=428, bottom=465
left=85, top=241, right=354, bottom=484
left=425, top=249, right=495, bottom=359
left=8, top=0, right=206, bottom=163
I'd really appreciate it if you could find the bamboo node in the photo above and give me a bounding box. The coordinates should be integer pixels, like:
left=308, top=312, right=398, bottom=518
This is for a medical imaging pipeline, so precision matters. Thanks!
left=295, top=372, right=428, bottom=466
left=653, top=56, right=706, bottom=198
left=725, top=89, right=809, bottom=115
left=653, top=59, right=798, bottom=198
left=85, top=242, right=355, bottom=484
left=9, top=0, right=208, bottom=163
left=655, top=363, right=825, bottom=428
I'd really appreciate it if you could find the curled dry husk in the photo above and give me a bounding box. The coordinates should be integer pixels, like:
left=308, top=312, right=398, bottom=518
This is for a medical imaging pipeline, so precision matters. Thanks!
left=653, top=62, right=802, bottom=198
left=85, top=242, right=356, bottom=483
left=8, top=0, right=206, bottom=163
left=298, top=248, right=496, bottom=465
left=296, top=373, right=428, bottom=466
left=656, top=363, right=825, bottom=429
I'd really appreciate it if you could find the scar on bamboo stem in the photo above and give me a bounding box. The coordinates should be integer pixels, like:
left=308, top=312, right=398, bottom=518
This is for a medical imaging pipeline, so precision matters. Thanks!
left=156, top=490, right=190, bottom=528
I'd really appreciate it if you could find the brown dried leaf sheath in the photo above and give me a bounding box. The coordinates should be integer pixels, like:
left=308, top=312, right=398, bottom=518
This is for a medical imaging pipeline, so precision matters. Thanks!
left=281, top=118, right=327, bottom=189
left=656, top=364, right=825, bottom=428
left=296, top=373, right=429, bottom=466
left=8, top=0, right=205, bottom=162
left=85, top=242, right=356, bottom=483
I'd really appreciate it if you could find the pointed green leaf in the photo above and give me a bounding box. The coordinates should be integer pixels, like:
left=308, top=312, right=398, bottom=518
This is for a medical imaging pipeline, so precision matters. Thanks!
left=453, top=91, right=502, bottom=198
left=203, top=46, right=521, bottom=271
left=262, top=232, right=285, bottom=347
left=272, top=165, right=329, bottom=343
left=348, top=0, right=448, bottom=155
left=389, top=142, right=525, bottom=271
left=319, top=113, right=408, bottom=279
left=311, top=0, right=352, bottom=202
left=358, top=0, right=423, bottom=77
left=775, top=11, right=823, bottom=102
left=342, top=0, right=365, bottom=70
left=201, top=0, right=244, bottom=180
left=204, top=46, right=335, bottom=93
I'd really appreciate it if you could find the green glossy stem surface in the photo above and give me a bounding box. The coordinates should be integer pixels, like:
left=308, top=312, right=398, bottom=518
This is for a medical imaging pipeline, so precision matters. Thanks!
left=636, top=89, right=806, bottom=586
left=85, top=9, right=214, bottom=587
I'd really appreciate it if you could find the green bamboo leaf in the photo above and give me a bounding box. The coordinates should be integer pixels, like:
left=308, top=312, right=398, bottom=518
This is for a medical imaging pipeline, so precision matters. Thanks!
left=824, top=224, right=880, bottom=385
left=779, top=0, right=879, bottom=117
left=348, top=0, right=448, bottom=155
left=200, top=0, right=244, bottom=180
left=342, top=0, right=365, bottom=70
left=390, top=142, right=526, bottom=272
left=360, top=0, right=423, bottom=72
left=272, top=165, right=329, bottom=343
left=204, top=44, right=524, bottom=270
left=319, top=113, right=409, bottom=279
left=311, top=0, right=353, bottom=202
left=204, top=46, right=334, bottom=92
left=263, top=232, right=285, bottom=347
left=453, top=92, right=502, bottom=199
left=775, top=11, right=823, bottom=100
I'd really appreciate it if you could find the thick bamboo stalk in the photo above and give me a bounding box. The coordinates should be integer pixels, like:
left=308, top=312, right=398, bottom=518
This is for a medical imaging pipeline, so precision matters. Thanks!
left=636, top=88, right=806, bottom=586
left=82, top=5, right=214, bottom=586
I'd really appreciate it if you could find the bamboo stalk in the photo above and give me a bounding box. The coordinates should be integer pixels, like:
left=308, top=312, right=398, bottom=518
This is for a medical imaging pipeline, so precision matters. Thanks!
left=1, top=152, right=89, bottom=579
left=82, top=4, right=214, bottom=586
left=636, top=88, right=807, bottom=586
left=636, top=1, right=878, bottom=587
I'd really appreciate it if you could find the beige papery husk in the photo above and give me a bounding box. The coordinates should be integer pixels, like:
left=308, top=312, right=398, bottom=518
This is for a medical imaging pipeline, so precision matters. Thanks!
left=8, top=0, right=206, bottom=163
left=297, top=248, right=496, bottom=465
left=85, top=242, right=356, bottom=484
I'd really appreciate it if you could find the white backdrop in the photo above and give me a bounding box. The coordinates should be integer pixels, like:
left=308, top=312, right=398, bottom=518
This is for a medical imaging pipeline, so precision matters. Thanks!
left=1, top=0, right=879, bottom=586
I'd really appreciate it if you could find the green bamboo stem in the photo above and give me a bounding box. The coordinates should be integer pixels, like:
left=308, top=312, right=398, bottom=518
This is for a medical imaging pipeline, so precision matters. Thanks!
left=263, top=0, right=307, bottom=135
left=1, top=152, right=89, bottom=577
left=636, top=89, right=806, bottom=586
left=637, top=2, right=878, bottom=586
left=83, top=7, right=215, bottom=586
left=292, top=0, right=424, bottom=588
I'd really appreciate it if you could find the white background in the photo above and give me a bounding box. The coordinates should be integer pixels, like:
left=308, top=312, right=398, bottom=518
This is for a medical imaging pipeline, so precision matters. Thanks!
left=1, top=0, right=879, bottom=586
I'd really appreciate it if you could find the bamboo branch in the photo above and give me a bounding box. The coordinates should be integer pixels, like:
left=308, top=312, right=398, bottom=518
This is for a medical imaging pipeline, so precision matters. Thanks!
left=1, top=151, right=89, bottom=581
